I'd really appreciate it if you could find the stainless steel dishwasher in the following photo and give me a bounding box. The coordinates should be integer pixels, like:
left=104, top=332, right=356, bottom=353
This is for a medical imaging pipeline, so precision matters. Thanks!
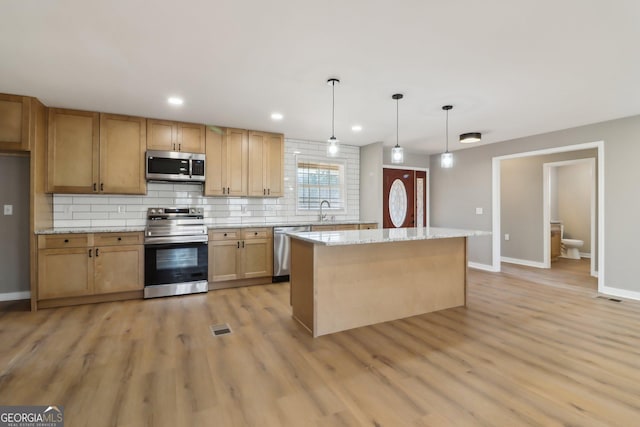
left=273, top=226, right=310, bottom=282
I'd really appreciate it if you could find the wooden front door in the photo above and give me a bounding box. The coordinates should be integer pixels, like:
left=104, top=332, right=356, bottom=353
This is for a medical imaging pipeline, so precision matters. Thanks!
left=383, top=168, right=416, bottom=228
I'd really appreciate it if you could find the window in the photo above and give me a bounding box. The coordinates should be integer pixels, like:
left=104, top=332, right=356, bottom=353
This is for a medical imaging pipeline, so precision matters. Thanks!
left=297, top=158, right=345, bottom=211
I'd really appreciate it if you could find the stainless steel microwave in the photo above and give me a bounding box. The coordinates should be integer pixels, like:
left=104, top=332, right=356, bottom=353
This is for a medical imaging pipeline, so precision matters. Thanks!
left=146, top=150, right=205, bottom=183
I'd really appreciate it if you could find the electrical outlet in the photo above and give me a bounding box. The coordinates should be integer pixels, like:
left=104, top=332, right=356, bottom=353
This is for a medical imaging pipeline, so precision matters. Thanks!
left=3, top=205, right=13, bottom=215
left=475, top=207, right=483, bottom=215
left=117, top=205, right=125, bottom=213
left=504, top=234, right=510, bottom=241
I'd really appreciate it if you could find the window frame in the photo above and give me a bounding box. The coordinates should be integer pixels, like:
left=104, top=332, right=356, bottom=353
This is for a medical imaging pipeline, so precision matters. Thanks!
left=295, top=155, right=347, bottom=215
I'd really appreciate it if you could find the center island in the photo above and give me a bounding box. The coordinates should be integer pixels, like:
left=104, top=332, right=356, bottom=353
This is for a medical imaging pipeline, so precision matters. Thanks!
left=288, top=227, right=490, bottom=337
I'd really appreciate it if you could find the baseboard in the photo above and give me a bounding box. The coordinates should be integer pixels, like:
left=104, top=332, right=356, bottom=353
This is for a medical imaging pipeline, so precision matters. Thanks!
left=580, top=252, right=591, bottom=258
left=599, top=286, right=640, bottom=302
left=468, top=262, right=499, bottom=272
left=0, top=291, right=31, bottom=302
left=501, top=257, right=546, bottom=269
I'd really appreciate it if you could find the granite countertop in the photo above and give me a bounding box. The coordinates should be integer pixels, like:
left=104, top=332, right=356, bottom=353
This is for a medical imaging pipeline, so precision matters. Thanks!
left=35, top=226, right=146, bottom=235
left=288, top=227, right=492, bottom=246
left=35, top=221, right=378, bottom=234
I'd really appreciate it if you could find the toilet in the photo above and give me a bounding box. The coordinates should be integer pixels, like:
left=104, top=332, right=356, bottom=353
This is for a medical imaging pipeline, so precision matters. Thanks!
left=561, top=225, right=584, bottom=259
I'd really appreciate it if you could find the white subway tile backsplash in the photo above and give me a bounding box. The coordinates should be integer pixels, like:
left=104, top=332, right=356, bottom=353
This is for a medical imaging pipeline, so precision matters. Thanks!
left=53, top=139, right=360, bottom=228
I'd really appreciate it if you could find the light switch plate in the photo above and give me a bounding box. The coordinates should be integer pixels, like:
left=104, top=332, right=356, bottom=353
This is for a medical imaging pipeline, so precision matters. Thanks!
left=504, top=234, right=510, bottom=241
left=475, top=207, right=483, bottom=215
left=4, top=205, right=13, bottom=215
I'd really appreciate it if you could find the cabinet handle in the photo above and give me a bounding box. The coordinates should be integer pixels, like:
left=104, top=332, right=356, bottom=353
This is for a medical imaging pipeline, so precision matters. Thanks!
left=224, top=233, right=227, bottom=237
left=64, top=239, right=69, bottom=243
left=88, top=249, right=92, bottom=258
left=117, top=237, right=122, bottom=241
left=268, top=188, right=270, bottom=195
left=178, top=143, right=181, bottom=151
left=227, top=187, right=230, bottom=194
left=96, top=248, right=99, bottom=257
left=242, top=241, right=245, bottom=248
left=237, top=241, right=240, bottom=249
left=263, top=189, right=266, bottom=195
left=172, top=143, right=176, bottom=151
left=254, top=232, right=258, bottom=236
left=100, top=183, right=104, bottom=191
left=93, top=183, right=97, bottom=192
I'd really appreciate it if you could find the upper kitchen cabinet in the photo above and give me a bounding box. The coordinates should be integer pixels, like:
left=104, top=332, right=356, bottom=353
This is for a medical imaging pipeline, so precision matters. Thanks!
left=47, top=109, right=146, bottom=194
left=248, top=131, right=284, bottom=197
left=47, top=108, right=100, bottom=193
left=99, top=114, right=146, bottom=194
left=0, top=94, right=31, bottom=152
left=147, top=119, right=205, bottom=153
left=205, top=126, right=248, bottom=196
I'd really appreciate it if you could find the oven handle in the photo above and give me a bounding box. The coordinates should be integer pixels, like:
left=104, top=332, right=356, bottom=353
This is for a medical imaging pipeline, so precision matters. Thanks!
left=144, top=235, right=208, bottom=245
left=144, top=241, right=208, bottom=250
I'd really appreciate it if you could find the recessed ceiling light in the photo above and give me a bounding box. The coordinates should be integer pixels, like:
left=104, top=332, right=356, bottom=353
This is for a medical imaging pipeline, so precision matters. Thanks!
left=352, top=125, right=363, bottom=132
left=167, top=97, right=184, bottom=106
left=271, top=112, right=283, bottom=120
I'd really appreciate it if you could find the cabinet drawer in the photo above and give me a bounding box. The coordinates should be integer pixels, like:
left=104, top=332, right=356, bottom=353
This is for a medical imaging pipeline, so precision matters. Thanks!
left=334, top=224, right=358, bottom=231
left=38, top=234, right=89, bottom=249
left=242, top=228, right=271, bottom=239
left=311, top=225, right=335, bottom=232
left=359, top=223, right=378, bottom=230
left=94, top=232, right=143, bottom=246
left=209, top=229, right=241, bottom=241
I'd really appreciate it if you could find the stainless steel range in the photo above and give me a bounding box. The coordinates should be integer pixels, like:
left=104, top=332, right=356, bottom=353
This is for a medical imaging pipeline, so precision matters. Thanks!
left=144, top=207, right=208, bottom=299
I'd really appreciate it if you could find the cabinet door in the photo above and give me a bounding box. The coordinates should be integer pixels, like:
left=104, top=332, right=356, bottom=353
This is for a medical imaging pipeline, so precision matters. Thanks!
left=147, top=119, right=176, bottom=151
left=47, top=109, right=99, bottom=193
left=265, top=133, right=284, bottom=197
left=242, top=238, right=273, bottom=279
left=100, top=114, right=146, bottom=194
left=38, top=248, right=92, bottom=299
left=210, top=240, right=241, bottom=282
left=204, top=126, right=225, bottom=196
left=0, top=94, right=30, bottom=151
left=94, top=245, right=144, bottom=294
left=178, top=122, right=205, bottom=153
left=248, top=131, right=266, bottom=196
left=226, top=128, right=248, bottom=196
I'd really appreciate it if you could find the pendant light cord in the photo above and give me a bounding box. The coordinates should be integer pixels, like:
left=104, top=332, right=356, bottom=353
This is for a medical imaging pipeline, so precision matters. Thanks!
left=396, top=97, right=399, bottom=147
left=445, top=108, right=449, bottom=153
left=331, top=81, right=335, bottom=139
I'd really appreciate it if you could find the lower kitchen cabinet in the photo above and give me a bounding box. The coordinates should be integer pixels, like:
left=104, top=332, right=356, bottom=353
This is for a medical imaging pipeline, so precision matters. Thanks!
left=208, top=228, right=273, bottom=286
left=37, top=232, right=144, bottom=306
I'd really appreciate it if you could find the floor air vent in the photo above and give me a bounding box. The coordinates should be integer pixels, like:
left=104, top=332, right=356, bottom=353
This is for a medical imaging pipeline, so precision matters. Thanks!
left=210, top=323, right=233, bottom=337
left=596, top=296, right=622, bottom=303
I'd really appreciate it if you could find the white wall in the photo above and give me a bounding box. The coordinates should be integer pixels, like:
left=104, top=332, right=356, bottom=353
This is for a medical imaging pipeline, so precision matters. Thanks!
left=557, top=162, right=592, bottom=253
left=53, top=139, right=360, bottom=227
left=360, top=142, right=383, bottom=224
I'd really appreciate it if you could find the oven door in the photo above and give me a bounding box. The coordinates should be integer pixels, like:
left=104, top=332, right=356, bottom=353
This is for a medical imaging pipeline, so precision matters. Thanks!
left=145, top=241, right=208, bottom=286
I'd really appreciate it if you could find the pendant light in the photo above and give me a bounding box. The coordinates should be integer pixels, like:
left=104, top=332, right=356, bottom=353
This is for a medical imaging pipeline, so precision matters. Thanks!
left=327, top=78, right=340, bottom=157
left=441, top=105, right=453, bottom=168
left=391, top=93, right=404, bottom=164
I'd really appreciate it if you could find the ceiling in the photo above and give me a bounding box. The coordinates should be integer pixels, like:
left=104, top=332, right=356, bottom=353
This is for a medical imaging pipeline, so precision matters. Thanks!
left=2, top=0, right=640, bottom=154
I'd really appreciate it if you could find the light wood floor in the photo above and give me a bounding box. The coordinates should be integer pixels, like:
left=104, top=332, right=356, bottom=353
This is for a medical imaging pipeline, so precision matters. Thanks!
left=502, top=257, right=598, bottom=291
left=1, top=266, right=639, bottom=426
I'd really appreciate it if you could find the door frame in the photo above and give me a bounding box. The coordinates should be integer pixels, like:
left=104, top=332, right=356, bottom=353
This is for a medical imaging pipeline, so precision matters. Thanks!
left=491, top=141, right=604, bottom=293
left=383, top=165, right=430, bottom=227
left=542, top=158, right=596, bottom=276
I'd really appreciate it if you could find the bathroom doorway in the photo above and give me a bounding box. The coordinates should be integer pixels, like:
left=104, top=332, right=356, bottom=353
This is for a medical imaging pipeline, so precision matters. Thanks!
left=543, top=158, right=596, bottom=277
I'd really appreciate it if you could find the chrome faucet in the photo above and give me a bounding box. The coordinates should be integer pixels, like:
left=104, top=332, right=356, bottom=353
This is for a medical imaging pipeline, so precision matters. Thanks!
left=319, top=200, right=331, bottom=222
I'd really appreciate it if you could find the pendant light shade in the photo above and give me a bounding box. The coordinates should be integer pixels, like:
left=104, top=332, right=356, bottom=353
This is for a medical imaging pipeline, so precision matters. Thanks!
left=460, top=132, right=481, bottom=143
left=327, top=78, right=340, bottom=157
left=391, top=93, right=404, bottom=164
left=440, top=105, right=453, bottom=169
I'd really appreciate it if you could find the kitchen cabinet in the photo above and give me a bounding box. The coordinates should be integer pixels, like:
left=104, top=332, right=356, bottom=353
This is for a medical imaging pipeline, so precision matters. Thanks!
left=147, top=119, right=205, bottom=153
left=37, top=232, right=144, bottom=302
left=359, top=223, right=378, bottom=230
left=208, top=228, right=273, bottom=284
left=47, top=110, right=146, bottom=194
left=205, top=127, right=248, bottom=196
left=311, top=224, right=359, bottom=232
left=248, top=131, right=284, bottom=197
left=0, top=93, right=30, bottom=151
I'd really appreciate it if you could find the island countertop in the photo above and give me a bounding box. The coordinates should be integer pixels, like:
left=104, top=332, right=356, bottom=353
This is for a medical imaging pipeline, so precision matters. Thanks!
left=288, top=226, right=490, bottom=246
